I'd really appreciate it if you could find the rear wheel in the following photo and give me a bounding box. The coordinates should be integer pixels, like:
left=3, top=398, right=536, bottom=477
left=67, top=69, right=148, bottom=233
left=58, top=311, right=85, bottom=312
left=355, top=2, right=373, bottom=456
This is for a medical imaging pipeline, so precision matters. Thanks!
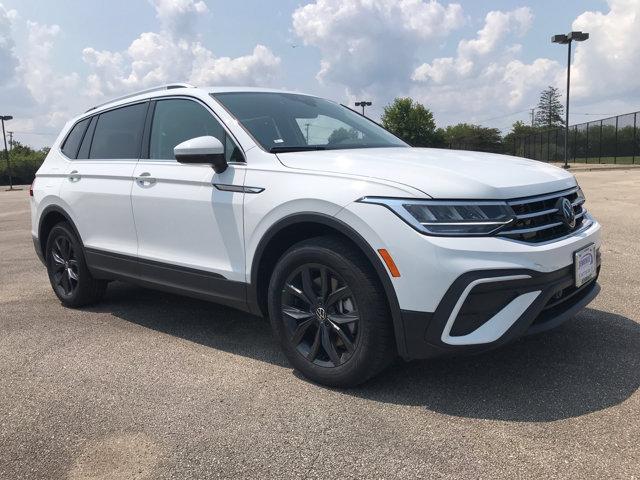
left=268, top=236, right=395, bottom=387
left=45, top=223, right=107, bottom=307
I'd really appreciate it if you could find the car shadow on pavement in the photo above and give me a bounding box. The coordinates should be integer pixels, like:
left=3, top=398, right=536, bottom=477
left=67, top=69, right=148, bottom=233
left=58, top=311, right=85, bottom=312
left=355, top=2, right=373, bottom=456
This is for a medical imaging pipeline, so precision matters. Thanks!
left=89, top=281, right=289, bottom=367
left=95, top=283, right=638, bottom=422
left=353, top=307, right=640, bottom=422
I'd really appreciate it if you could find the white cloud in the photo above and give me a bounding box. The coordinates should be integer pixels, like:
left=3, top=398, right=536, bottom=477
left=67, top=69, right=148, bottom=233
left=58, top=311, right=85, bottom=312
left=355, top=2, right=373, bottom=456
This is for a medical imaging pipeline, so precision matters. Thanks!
left=0, top=17, right=80, bottom=134
left=291, top=0, right=640, bottom=128
left=0, top=10, right=84, bottom=147
left=190, top=44, right=281, bottom=85
left=292, top=0, right=465, bottom=92
left=150, top=0, right=208, bottom=38
left=501, top=58, right=561, bottom=107
left=1, top=0, right=281, bottom=148
left=412, top=7, right=533, bottom=83
left=458, top=7, right=532, bottom=58
left=0, top=5, right=43, bottom=147
left=570, top=0, right=640, bottom=102
left=19, top=21, right=79, bottom=109
left=341, top=0, right=639, bottom=128
left=402, top=6, right=566, bottom=127
left=4, top=0, right=640, bottom=149
left=82, top=0, right=281, bottom=99
left=290, top=2, right=552, bottom=127
left=0, top=3, right=18, bottom=85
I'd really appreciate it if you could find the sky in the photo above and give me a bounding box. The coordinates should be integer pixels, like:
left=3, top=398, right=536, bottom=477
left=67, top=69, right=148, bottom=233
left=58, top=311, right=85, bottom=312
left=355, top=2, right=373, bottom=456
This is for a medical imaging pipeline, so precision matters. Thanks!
left=1, top=0, right=639, bottom=148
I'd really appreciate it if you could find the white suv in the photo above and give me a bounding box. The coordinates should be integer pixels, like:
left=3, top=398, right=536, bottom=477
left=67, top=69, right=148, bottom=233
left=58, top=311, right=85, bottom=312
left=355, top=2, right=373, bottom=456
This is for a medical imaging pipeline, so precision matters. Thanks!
left=31, top=84, right=601, bottom=386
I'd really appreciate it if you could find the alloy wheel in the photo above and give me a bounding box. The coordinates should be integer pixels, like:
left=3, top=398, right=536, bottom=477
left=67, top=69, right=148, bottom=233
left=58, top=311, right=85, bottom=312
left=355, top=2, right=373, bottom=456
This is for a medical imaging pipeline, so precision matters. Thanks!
left=49, top=234, right=79, bottom=297
left=280, top=263, right=360, bottom=367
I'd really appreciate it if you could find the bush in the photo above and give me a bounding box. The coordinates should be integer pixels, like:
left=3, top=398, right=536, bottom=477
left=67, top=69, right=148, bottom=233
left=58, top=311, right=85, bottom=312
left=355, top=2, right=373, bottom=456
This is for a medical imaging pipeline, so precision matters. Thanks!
left=0, top=142, right=48, bottom=186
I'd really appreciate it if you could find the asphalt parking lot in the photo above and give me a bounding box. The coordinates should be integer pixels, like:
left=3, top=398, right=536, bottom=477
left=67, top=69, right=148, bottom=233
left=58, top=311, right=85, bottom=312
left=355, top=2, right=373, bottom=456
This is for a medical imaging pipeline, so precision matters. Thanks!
left=1, top=169, right=639, bottom=479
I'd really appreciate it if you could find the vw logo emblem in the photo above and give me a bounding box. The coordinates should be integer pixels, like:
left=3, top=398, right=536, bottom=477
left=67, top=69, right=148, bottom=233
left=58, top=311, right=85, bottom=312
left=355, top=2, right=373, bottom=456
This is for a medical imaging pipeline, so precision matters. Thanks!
left=315, top=307, right=327, bottom=321
left=556, top=197, right=576, bottom=229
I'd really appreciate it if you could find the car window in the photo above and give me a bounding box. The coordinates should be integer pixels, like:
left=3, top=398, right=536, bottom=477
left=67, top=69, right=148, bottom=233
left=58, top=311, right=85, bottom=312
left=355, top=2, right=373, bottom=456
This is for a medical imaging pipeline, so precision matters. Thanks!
left=149, top=98, right=242, bottom=162
left=213, top=92, right=407, bottom=152
left=61, top=118, right=90, bottom=159
left=77, top=116, right=97, bottom=160
left=90, top=103, right=147, bottom=159
left=294, top=115, right=364, bottom=146
left=224, top=134, right=243, bottom=163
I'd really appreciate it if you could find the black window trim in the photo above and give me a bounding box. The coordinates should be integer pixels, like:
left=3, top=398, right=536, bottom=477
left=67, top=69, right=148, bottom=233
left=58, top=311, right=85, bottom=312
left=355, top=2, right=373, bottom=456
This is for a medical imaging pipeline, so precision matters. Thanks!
left=60, top=95, right=245, bottom=163
left=140, top=100, right=156, bottom=160
left=140, top=95, right=246, bottom=164
left=60, top=99, right=150, bottom=161
left=77, top=115, right=98, bottom=160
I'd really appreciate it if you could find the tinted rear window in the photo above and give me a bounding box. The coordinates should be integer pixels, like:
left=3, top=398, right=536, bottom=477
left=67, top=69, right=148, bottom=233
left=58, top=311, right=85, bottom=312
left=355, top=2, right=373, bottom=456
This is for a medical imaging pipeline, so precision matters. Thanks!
left=61, top=118, right=90, bottom=158
left=90, top=103, right=147, bottom=159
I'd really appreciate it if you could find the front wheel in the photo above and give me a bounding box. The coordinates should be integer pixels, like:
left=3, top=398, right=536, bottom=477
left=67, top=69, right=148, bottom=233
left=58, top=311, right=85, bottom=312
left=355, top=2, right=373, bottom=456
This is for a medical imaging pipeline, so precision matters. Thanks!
left=268, top=236, right=395, bottom=387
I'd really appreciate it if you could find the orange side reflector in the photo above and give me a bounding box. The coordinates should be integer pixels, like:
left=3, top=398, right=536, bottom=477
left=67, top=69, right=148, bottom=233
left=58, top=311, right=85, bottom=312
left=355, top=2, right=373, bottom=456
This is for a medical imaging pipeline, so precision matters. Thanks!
left=378, top=249, right=401, bottom=278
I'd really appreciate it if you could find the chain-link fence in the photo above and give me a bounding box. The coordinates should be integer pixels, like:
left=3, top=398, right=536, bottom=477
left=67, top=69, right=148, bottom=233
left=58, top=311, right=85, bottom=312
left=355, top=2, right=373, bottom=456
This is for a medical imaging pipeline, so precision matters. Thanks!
left=510, top=111, right=639, bottom=164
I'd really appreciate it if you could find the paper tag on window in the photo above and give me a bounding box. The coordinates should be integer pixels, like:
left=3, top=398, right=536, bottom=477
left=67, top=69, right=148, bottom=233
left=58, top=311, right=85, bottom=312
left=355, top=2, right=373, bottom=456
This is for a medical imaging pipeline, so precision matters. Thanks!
left=274, top=139, right=284, bottom=143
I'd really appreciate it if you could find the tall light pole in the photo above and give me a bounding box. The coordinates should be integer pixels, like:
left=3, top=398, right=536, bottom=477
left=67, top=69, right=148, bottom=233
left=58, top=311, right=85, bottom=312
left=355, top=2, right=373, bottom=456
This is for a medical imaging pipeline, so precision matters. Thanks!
left=1, top=115, right=13, bottom=191
left=355, top=101, right=372, bottom=116
left=552, top=31, right=589, bottom=169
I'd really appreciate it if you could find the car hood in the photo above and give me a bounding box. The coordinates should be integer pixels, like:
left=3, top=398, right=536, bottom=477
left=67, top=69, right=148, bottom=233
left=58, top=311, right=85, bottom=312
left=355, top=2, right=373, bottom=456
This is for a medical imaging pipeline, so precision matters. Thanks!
left=276, top=147, right=576, bottom=199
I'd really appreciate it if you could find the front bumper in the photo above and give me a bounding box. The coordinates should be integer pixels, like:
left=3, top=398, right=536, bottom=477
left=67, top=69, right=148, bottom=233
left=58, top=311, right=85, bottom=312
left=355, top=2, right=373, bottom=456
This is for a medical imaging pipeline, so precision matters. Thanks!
left=337, top=203, right=603, bottom=359
left=401, top=260, right=601, bottom=360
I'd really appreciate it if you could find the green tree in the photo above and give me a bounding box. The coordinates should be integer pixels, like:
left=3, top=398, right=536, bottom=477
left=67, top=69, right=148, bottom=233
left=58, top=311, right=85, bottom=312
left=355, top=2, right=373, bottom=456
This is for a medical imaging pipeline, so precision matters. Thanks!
left=1, top=140, right=48, bottom=186
left=381, top=97, right=442, bottom=147
left=442, top=123, right=503, bottom=153
left=327, top=127, right=359, bottom=145
left=507, top=120, right=541, bottom=137
left=503, top=120, right=545, bottom=157
left=534, top=86, right=565, bottom=128
left=503, top=120, right=542, bottom=143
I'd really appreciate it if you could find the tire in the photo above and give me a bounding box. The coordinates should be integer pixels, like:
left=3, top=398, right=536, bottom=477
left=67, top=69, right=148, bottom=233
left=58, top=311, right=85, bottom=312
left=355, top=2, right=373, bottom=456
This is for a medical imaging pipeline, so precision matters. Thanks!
left=45, top=222, right=107, bottom=307
left=268, top=236, right=395, bottom=387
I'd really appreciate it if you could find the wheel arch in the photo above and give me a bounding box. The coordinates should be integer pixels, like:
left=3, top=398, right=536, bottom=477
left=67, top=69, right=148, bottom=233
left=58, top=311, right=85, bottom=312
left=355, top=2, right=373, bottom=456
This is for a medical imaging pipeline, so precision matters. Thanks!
left=248, top=212, right=409, bottom=358
left=38, top=205, right=84, bottom=258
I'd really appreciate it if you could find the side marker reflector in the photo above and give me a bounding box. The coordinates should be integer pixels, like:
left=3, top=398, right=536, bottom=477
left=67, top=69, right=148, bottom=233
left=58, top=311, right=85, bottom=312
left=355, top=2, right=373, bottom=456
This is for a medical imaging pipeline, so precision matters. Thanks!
left=378, top=249, right=400, bottom=278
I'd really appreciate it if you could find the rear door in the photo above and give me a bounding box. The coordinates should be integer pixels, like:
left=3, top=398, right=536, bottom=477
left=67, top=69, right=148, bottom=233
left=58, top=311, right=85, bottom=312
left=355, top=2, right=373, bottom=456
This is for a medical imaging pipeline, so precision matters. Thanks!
left=130, top=97, right=247, bottom=307
left=60, top=102, right=147, bottom=274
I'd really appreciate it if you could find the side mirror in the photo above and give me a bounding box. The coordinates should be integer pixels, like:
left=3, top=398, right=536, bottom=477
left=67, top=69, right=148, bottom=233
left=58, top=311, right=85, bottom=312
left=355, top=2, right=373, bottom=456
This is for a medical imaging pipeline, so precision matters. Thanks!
left=174, top=136, right=227, bottom=174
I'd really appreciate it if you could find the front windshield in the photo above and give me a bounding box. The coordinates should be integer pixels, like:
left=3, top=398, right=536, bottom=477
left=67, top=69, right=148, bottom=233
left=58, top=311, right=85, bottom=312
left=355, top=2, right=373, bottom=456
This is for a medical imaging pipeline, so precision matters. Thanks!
left=212, top=92, right=407, bottom=152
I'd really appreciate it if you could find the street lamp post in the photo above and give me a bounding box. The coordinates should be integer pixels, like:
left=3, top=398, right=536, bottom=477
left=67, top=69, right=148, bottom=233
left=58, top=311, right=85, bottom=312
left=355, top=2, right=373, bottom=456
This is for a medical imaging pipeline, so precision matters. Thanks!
left=1, top=115, right=13, bottom=191
left=552, top=31, right=589, bottom=169
left=355, top=101, right=372, bottom=116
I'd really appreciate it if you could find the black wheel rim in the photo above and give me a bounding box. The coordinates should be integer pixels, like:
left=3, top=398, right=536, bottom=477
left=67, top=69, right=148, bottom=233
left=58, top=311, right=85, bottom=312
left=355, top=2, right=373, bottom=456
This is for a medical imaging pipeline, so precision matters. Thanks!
left=49, top=234, right=79, bottom=297
left=280, top=263, right=359, bottom=368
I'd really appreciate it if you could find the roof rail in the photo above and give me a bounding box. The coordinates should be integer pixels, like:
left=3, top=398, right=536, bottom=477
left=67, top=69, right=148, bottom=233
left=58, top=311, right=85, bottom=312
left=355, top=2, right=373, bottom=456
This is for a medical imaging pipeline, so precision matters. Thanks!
left=85, top=83, right=196, bottom=112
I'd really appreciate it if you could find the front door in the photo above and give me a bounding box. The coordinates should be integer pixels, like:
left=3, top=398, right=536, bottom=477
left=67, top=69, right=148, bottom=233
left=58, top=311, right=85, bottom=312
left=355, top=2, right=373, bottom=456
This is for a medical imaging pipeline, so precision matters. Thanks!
left=130, top=98, right=247, bottom=307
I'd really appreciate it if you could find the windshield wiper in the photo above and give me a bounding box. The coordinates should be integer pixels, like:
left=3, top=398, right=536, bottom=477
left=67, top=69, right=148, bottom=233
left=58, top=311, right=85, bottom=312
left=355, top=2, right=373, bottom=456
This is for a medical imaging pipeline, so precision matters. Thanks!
left=269, top=146, right=327, bottom=153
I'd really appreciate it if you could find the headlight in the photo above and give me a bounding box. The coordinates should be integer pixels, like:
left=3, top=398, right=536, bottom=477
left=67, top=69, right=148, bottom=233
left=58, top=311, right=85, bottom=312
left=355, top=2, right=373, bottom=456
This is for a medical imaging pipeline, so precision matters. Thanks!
left=357, top=197, right=516, bottom=236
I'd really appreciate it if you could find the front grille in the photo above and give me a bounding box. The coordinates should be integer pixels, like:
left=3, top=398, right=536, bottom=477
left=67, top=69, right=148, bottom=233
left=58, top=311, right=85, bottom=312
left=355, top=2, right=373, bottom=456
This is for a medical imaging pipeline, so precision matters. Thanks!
left=497, top=187, right=588, bottom=243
